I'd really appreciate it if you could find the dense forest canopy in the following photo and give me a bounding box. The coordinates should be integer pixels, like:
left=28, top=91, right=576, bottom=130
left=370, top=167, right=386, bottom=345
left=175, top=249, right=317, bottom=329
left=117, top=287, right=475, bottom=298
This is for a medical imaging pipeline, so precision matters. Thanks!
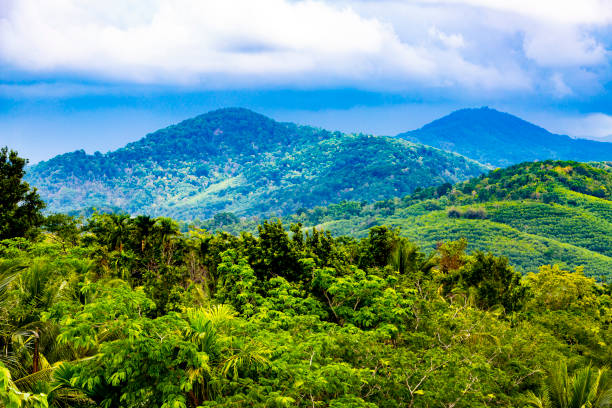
left=24, top=108, right=485, bottom=219
left=3, top=149, right=612, bottom=407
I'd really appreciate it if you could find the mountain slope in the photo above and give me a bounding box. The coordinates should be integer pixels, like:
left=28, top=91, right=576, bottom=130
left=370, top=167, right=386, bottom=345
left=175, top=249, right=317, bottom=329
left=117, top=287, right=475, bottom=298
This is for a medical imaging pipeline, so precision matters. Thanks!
left=264, top=160, right=612, bottom=277
left=25, top=108, right=486, bottom=219
left=398, top=107, right=612, bottom=167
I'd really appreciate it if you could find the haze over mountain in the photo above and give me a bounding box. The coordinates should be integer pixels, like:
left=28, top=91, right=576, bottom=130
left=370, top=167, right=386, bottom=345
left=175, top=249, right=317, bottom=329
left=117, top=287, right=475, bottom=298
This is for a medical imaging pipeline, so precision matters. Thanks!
left=399, top=107, right=612, bottom=167
left=25, top=108, right=485, bottom=219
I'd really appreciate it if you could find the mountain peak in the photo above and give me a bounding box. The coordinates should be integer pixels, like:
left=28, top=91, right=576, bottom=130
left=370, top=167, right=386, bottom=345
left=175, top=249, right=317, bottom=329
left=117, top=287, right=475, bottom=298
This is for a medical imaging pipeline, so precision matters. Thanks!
left=117, top=107, right=299, bottom=159
left=400, top=107, right=611, bottom=167
left=421, top=107, right=548, bottom=134
left=192, top=107, right=272, bottom=122
left=25, top=108, right=485, bottom=219
left=159, top=107, right=278, bottom=137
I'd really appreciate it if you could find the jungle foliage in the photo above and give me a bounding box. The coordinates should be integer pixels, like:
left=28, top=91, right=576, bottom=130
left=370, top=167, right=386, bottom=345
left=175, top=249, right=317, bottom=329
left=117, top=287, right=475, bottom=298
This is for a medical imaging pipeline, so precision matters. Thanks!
left=3, top=211, right=612, bottom=407
left=6, top=149, right=612, bottom=407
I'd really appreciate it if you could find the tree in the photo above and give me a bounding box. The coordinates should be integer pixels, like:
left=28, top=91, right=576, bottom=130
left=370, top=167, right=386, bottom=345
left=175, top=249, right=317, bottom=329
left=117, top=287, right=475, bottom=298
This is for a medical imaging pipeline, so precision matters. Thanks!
left=43, top=213, right=81, bottom=251
left=526, top=362, right=612, bottom=408
left=0, top=148, right=45, bottom=240
left=436, top=182, right=452, bottom=197
left=358, top=226, right=399, bottom=270
left=462, top=251, right=525, bottom=312
left=390, top=238, right=436, bottom=282
left=133, top=215, right=156, bottom=253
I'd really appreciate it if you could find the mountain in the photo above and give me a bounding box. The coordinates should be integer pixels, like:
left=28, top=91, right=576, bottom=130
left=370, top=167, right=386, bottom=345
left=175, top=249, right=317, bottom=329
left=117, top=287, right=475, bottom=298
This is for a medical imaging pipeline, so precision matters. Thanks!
left=25, top=108, right=486, bottom=219
left=580, top=134, right=612, bottom=143
left=259, top=160, right=612, bottom=277
left=398, top=107, right=612, bottom=167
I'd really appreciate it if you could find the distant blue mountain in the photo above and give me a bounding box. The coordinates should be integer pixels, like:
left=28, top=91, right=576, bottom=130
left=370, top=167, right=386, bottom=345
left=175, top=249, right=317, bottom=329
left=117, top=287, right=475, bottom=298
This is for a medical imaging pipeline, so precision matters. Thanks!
left=398, top=107, right=612, bottom=167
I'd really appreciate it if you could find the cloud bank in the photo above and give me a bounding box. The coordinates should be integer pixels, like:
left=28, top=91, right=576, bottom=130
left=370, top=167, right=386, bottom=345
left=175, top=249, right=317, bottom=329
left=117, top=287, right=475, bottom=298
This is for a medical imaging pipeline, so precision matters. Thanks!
left=2, top=0, right=609, bottom=95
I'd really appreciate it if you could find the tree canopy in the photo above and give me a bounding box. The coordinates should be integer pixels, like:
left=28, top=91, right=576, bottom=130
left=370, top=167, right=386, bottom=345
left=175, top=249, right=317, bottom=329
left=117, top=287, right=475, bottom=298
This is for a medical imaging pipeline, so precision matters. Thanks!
left=2, top=212, right=612, bottom=407
left=0, top=147, right=45, bottom=241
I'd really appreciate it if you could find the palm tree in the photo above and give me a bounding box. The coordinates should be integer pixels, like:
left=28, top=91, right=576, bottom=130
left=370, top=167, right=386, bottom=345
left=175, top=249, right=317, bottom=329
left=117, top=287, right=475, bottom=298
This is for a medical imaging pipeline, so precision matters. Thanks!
left=1, top=260, right=88, bottom=407
left=526, top=362, right=612, bottom=408
left=0, top=260, right=25, bottom=378
left=154, top=217, right=180, bottom=262
left=108, top=213, right=132, bottom=252
left=133, top=215, right=156, bottom=253
left=390, top=239, right=436, bottom=283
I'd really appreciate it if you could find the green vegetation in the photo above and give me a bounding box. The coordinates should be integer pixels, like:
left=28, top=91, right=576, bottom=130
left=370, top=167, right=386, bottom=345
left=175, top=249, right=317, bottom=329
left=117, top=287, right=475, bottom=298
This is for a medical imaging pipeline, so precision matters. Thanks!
left=4, top=150, right=612, bottom=407
left=216, top=160, right=612, bottom=277
left=24, top=108, right=485, bottom=219
left=399, top=107, right=612, bottom=167
left=5, top=213, right=612, bottom=407
left=0, top=147, right=45, bottom=241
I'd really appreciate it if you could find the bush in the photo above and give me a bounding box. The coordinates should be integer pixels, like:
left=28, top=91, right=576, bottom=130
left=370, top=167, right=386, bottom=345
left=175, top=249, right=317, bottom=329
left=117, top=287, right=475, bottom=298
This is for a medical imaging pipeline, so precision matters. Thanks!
left=463, top=207, right=488, bottom=219
left=447, top=207, right=462, bottom=218
left=447, top=207, right=487, bottom=219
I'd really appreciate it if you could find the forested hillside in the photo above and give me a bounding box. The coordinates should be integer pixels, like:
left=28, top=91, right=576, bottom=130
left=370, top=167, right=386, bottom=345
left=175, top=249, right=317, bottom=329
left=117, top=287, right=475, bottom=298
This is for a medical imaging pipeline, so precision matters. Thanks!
left=25, top=108, right=485, bottom=219
left=229, top=160, right=612, bottom=277
left=398, top=107, right=612, bottom=167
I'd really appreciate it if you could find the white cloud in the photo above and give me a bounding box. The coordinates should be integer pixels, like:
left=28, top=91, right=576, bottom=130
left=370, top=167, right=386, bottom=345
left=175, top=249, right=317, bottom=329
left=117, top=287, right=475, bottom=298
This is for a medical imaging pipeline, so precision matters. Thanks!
left=0, top=0, right=610, bottom=95
left=349, top=0, right=611, bottom=93
left=418, top=0, right=612, bottom=25
left=428, top=27, right=465, bottom=49
left=550, top=73, right=573, bottom=97
left=0, top=0, right=530, bottom=91
left=523, top=25, right=607, bottom=67
left=531, top=112, right=612, bottom=139
left=564, top=113, right=612, bottom=139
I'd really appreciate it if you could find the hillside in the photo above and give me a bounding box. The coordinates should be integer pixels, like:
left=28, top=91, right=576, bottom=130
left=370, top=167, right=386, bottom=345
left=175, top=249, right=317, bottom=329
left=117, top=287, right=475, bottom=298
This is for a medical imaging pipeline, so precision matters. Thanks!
left=398, top=107, right=612, bottom=167
left=25, top=108, right=486, bottom=219
left=235, top=160, right=612, bottom=277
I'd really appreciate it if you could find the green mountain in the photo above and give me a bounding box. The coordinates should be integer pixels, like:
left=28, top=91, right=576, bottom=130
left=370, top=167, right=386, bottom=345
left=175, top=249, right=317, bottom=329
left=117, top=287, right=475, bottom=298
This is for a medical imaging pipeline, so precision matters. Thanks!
left=267, top=160, right=612, bottom=277
left=25, top=108, right=486, bottom=219
left=398, top=107, right=612, bottom=167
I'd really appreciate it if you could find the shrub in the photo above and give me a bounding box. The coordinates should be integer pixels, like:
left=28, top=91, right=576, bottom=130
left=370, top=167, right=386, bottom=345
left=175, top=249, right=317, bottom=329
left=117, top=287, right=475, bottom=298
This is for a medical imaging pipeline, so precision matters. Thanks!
left=463, top=207, right=488, bottom=219
left=447, top=207, right=462, bottom=218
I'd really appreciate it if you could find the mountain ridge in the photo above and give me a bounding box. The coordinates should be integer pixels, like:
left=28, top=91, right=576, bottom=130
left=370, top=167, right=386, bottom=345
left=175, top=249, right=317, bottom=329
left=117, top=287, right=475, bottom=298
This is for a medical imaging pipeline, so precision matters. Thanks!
left=398, top=107, right=612, bottom=167
left=25, top=107, right=486, bottom=219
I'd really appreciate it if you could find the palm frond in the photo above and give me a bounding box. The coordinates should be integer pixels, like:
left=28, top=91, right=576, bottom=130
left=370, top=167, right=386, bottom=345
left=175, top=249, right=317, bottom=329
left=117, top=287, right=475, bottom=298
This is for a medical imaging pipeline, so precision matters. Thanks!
left=524, top=390, right=550, bottom=408
left=222, top=339, right=270, bottom=379
left=13, top=365, right=56, bottom=390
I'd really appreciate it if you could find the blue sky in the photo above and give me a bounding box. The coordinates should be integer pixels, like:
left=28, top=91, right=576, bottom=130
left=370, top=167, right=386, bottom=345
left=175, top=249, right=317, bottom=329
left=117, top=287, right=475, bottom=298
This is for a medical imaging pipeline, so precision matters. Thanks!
left=1, top=0, right=612, bottom=162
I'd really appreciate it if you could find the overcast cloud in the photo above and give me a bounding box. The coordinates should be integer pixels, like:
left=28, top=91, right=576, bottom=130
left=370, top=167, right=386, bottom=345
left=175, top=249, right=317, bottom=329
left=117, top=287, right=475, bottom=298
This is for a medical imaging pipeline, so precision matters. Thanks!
left=1, top=0, right=609, bottom=93
left=1, top=0, right=611, bottom=160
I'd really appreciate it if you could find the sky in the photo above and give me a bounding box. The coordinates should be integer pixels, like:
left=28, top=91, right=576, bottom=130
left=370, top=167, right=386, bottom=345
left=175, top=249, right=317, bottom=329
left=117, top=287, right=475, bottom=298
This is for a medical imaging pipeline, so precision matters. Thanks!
left=1, top=0, right=612, bottom=162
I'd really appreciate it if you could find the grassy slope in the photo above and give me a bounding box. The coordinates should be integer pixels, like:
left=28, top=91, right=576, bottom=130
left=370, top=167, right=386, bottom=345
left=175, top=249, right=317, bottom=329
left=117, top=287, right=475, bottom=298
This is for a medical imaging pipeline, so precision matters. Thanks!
left=310, top=199, right=612, bottom=277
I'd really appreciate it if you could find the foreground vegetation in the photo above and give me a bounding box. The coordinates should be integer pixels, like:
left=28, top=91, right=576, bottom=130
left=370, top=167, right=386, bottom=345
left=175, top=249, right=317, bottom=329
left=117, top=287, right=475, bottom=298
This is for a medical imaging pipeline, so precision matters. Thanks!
left=2, top=148, right=612, bottom=407
left=5, top=212, right=612, bottom=407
